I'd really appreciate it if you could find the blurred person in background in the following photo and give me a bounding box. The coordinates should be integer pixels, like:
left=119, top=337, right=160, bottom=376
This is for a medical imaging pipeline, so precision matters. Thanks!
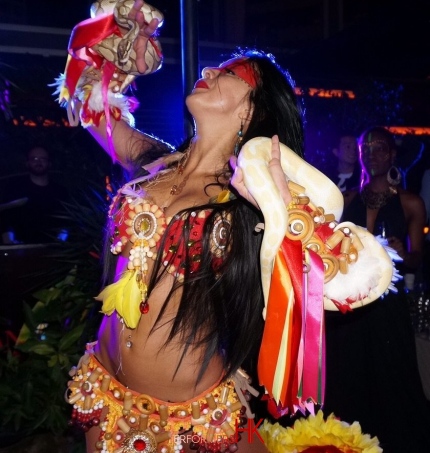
left=324, top=126, right=430, bottom=453
left=327, top=131, right=361, bottom=193
left=0, top=145, right=69, bottom=244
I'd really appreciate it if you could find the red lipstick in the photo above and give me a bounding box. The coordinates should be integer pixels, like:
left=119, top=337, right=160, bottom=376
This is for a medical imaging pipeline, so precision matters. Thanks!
left=194, top=80, right=209, bottom=89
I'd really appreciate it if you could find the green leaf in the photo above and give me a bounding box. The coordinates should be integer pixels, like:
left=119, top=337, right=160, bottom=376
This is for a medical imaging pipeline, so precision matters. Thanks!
left=22, top=302, right=39, bottom=331
left=29, top=343, right=56, bottom=356
left=32, top=287, right=62, bottom=304
left=47, top=355, right=58, bottom=367
left=59, top=324, right=85, bottom=352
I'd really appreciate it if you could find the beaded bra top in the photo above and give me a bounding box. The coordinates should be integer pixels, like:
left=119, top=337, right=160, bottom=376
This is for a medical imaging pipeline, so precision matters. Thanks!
left=108, top=186, right=230, bottom=278
left=100, top=183, right=232, bottom=327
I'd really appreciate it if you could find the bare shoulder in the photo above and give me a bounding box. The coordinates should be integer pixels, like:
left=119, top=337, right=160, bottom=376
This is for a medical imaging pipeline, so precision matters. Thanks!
left=398, top=188, right=425, bottom=208
left=398, top=188, right=426, bottom=219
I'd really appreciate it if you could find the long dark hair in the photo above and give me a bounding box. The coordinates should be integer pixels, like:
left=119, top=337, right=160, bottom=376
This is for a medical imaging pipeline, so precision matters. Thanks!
left=242, top=49, right=305, bottom=157
left=105, top=50, right=304, bottom=383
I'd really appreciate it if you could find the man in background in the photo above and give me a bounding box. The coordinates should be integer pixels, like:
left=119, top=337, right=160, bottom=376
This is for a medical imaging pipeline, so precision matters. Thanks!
left=0, top=145, right=69, bottom=244
left=328, top=133, right=361, bottom=192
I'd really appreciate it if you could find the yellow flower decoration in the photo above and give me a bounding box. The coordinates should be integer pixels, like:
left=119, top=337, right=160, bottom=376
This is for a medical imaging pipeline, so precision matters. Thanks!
left=259, top=411, right=382, bottom=453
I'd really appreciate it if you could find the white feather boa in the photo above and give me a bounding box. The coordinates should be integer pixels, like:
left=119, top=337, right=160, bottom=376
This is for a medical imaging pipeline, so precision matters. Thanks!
left=324, top=223, right=402, bottom=310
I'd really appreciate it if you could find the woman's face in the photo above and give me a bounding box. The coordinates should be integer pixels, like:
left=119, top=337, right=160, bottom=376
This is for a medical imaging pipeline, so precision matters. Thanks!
left=358, top=131, right=394, bottom=178
left=186, top=58, right=257, bottom=121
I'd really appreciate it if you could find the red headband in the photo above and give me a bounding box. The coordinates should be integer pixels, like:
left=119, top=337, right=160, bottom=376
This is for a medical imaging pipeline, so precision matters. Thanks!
left=218, top=58, right=258, bottom=88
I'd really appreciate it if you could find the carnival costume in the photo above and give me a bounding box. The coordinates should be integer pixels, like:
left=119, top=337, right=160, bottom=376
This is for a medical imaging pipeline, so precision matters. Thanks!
left=54, top=1, right=401, bottom=451
left=67, top=343, right=256, bottom=453
left=100, top=185, right=229, bottom=328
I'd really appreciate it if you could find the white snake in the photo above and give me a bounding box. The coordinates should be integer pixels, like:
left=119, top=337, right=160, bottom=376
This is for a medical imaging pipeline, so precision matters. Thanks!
left=237, top=137, right=396, bottom=316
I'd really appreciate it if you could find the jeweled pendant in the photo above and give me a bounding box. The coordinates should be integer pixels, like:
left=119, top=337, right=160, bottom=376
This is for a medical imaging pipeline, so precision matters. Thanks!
left=126, top=335, right=133, bottom=348
left=122, top=428, right=157, bottom=453
left=140, top=301, right=149, bottom=314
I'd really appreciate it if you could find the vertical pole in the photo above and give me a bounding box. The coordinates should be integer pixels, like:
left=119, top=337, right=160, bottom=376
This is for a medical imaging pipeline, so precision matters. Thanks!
left=323, top=0, right=329, bottom=39
left=337, top=0, right=344, bottom=32
left=180, top=0, right=199, bottom=138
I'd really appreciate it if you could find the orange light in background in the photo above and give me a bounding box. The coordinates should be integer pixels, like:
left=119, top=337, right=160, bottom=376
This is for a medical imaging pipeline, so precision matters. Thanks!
left=387, top=127, right=430, bottom=136
left=294, top=87, right=356, bottom=99
left=10, top=116, right=71, bottom=128
left=424, top=226, right=429, bottom=235
left=42, top=119, right=57, bottom=127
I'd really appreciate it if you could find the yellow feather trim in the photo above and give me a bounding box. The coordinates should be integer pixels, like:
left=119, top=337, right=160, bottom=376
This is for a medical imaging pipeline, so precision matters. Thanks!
left=95, top=271, right=142, bottom=328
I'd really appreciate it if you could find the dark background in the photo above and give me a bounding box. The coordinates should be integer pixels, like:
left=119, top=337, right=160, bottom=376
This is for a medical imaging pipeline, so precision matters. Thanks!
left=0, top=0, right=429, bottom=187
left=0, top=2, right=429, bottom=445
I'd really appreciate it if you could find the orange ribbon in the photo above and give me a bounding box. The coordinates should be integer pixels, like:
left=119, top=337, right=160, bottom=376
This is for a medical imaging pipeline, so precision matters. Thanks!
left=258, top=237, right=303, bottom=409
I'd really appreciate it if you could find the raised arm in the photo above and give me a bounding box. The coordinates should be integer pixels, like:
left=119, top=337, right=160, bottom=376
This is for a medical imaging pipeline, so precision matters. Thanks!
left=87, top=117, right=164, bottom=172
left=54, top=0, right=168, bottom=171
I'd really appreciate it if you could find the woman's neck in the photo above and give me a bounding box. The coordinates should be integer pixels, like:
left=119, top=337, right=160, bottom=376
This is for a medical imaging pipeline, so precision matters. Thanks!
left=188, top=134, right=235, bottom=173
left=365, top=174, right=390, bottom=193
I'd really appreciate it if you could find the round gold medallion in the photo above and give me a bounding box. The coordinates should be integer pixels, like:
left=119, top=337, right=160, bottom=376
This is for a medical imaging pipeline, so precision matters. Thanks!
left=122, top=429, right=157, bottom=453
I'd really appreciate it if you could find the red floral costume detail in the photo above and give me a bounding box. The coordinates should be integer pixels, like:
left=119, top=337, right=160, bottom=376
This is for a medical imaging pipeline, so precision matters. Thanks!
left=110, top=196, right=226, bottom=277
left=161, top=212, right=225, bottom=277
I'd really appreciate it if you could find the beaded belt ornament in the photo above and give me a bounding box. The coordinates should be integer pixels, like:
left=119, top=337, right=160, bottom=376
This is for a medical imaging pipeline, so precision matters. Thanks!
left=66, top=352, right=256, bottom=453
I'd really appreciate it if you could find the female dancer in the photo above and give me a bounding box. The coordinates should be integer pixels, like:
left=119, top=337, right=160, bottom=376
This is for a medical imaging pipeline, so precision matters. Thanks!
left=58, top=1, right=302, bottom=451
left=57, top=2, right=398, bottom=451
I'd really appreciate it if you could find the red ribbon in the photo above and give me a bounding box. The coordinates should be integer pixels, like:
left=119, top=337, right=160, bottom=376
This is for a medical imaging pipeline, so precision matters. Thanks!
left=65, top=14, right=121, bottom=98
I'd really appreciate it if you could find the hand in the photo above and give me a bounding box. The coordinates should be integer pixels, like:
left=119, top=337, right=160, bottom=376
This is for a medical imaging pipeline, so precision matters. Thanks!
left=230, top=135, right=292, bottom=209
left=128, top=0, right=161, bottom=74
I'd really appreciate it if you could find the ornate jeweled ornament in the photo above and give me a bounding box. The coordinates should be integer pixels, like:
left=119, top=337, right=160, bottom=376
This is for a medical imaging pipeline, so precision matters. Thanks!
left=109, top=196, right=167, bottom=315
left=211, top=217, right=231, bottom=258
left=122, top=428, right=158, bottom=453
left=360, top=184, right=397, bottom=210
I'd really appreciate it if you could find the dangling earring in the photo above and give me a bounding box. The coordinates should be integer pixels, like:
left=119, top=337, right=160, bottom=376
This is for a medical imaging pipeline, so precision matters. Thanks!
left=387, top=165, right=401, bottom=186
left=234, top=121, right=244, bottom=156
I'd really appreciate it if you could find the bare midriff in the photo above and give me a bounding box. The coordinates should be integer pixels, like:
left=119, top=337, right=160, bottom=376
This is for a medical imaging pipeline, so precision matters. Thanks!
left=94, top=254, right=225, bottom=403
